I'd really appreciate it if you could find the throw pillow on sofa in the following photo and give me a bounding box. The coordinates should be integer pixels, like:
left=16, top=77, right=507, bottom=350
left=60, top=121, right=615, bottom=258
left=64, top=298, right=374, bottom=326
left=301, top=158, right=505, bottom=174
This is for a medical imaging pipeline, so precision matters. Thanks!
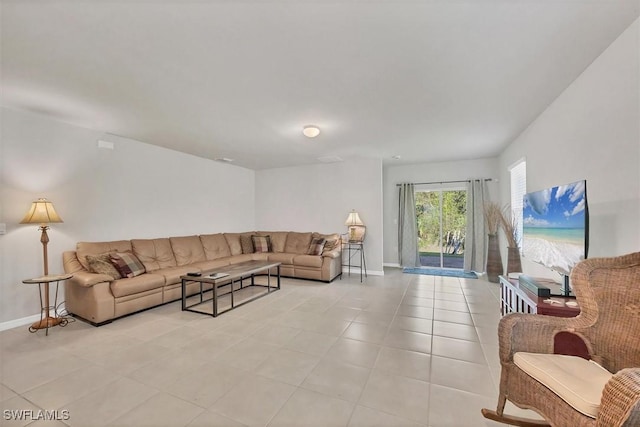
left=252, top=235, right=272, bottom=253
left=240, top=234, right=255, bottom=254
left=110, top=252, right=146, bottom=278
left=323, top=238, right=340, bottom=252
left=307, top=237, right=327, bottom=255
left=87, top=253, right=122, bottom=280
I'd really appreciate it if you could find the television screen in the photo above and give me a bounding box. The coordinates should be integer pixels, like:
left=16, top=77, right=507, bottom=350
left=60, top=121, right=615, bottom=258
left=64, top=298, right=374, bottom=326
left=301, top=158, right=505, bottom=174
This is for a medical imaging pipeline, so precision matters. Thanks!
left=522, top=180, right=589, bottom=276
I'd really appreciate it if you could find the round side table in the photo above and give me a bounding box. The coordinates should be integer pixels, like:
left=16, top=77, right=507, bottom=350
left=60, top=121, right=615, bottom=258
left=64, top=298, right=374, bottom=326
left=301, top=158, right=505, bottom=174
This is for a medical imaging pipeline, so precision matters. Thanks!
left=22, top=273, right=73, bottom=335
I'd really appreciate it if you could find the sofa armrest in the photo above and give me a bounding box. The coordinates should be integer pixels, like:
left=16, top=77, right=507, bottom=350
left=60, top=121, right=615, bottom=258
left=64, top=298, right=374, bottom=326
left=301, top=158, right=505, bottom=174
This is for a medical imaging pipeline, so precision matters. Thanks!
left=322, top=249, right=341, bottom=259
left=597, top=368, right=640, bottom=427
left=68, top=271, right=113, bottom=288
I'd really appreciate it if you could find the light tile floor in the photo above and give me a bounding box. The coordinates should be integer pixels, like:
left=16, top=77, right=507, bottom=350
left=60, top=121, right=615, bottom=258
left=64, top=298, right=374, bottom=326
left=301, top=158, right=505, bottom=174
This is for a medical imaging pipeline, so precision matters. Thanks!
left=0, top=268, right=538, bottom=427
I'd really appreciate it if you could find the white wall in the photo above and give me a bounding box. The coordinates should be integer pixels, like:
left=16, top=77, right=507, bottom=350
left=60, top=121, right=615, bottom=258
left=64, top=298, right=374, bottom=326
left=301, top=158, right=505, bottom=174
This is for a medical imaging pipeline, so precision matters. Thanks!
left=255, top=157, right=384, bottom=274
left=0, top=108, right=255, bottom=325
left=499, top=18, right=640, bottom=280
left=383, top=159, right=499, bottom=265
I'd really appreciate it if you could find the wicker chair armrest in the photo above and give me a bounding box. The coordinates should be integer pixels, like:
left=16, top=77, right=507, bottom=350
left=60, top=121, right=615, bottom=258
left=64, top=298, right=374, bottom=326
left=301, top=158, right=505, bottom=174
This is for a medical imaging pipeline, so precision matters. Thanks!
left=597, top=368, right=640, bottom=427
left=498, top=313, right=581, bottom=362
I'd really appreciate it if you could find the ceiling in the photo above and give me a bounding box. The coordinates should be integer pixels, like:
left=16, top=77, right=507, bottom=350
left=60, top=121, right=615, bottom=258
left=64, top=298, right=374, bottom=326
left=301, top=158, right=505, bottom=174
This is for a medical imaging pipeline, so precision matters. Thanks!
left=2, top=1, right=639, bottom=170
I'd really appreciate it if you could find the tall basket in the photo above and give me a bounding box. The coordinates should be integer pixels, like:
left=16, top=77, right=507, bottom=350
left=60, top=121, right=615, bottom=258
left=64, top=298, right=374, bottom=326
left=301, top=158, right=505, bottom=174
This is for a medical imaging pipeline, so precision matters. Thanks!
left=486, top=234, right=503, bottom=283
left=506, top=246, right=522, bottom=274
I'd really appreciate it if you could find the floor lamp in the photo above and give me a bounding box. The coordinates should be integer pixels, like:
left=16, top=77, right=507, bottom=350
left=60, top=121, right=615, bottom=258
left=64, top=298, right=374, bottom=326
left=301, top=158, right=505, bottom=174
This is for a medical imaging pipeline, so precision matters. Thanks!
left=20, top=198, right=64, bottom=331
left=20, top=198, right=64, bottom=276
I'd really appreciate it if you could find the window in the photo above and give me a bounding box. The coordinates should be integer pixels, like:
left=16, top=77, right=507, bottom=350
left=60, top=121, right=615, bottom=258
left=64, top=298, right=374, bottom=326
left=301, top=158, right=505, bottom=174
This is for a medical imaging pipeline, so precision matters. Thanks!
left=509, top=159, right=526, bottom=250
left=415, top=187, right=467, bottom=269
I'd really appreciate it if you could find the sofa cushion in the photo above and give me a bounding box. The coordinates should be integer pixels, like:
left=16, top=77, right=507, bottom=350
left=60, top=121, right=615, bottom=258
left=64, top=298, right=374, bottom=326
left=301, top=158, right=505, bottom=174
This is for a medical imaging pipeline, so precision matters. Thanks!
left=190, top=258, right=231, bottom=273
left=132, top=238, right=177, bottom=272
left=285, top=232, right=313, bottom=254
left=154, top=266, right=199, bottom=286
left=307, top=237, right=326, bottom=256
left=224, top=232, right=255, bottom=256
left=227, top=253, right=267, bottom=264
left=267, top=253, right=296, bottom=265
left=77, top=240, right=132, bottom=271
left=200, top=234, right=232, bottom=260
left=294, top=254, right=323, bottom=268
left=110, top=252, right=146, bottom=278
left=240, top=235, right=254, bottom=254
left=257, top=231, right=288, bottom=253
left=109, top=273, right=165, bottom=298
left=86, top=253, right=122, bottom=280
left=252, top=235, right=272, bottom=253
left=170, top=235, right=206, bottom=266
left=513, top=352, right=613, bottom=418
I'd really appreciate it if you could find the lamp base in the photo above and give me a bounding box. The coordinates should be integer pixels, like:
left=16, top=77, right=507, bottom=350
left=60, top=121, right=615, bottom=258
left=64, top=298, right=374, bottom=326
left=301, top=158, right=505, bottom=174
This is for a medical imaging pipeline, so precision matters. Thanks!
left=29, top=316, right=67, bottom=333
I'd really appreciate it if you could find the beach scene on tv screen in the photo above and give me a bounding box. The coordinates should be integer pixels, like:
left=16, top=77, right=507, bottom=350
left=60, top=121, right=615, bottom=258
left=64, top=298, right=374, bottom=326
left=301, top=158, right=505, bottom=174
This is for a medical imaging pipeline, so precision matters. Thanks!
left=523, top=180, right=587, bottom=276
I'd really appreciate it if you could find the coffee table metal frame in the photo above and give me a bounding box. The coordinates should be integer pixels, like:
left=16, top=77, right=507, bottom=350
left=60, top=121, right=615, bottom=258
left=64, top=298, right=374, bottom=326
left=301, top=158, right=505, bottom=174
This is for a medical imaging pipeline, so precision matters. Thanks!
left=181, top=260, right=281, bottom=317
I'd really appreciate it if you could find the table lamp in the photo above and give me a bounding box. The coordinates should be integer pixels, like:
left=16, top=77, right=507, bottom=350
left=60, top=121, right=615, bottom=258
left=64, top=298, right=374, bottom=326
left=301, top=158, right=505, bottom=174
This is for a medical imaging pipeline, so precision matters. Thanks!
left=345, top=210, right=365, bottom=242
left=20, top=198, right=63, bottom=276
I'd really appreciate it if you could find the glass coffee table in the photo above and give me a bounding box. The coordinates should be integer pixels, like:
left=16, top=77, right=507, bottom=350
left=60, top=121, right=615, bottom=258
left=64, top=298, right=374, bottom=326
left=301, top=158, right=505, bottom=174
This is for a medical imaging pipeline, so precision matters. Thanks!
left=181, top=260, right=281, bottom=317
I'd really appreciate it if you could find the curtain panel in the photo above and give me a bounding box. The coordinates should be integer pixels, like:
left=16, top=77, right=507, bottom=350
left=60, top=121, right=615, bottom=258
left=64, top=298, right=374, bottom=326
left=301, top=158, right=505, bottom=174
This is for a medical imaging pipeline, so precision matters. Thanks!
left=398, top=183, right=420, bottom=267
left=464, top=179, right=487, bottom=272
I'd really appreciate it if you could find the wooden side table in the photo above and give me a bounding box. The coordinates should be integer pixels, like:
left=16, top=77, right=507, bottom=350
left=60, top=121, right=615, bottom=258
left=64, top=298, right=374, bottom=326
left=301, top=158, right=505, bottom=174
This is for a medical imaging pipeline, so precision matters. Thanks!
left=22, top=273, right=73, bottom=335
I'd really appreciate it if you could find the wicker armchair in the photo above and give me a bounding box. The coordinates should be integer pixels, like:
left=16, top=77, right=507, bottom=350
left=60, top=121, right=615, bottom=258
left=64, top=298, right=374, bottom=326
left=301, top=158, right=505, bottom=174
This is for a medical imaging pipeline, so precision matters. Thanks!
left=482, top=252, right=640, bottom=427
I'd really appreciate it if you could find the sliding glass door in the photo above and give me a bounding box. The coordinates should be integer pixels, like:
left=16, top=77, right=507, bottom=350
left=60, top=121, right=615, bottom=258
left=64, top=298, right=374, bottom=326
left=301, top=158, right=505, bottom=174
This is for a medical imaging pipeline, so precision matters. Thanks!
left=415, top=188, right=467, bottom=269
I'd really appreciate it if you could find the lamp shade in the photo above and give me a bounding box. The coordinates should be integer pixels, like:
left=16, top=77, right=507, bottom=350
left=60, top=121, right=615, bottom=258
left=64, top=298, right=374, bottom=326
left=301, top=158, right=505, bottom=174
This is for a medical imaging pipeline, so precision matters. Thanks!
left=20, top=198, right=63, bottom=225
left=344, top=210, right=364, bottom=226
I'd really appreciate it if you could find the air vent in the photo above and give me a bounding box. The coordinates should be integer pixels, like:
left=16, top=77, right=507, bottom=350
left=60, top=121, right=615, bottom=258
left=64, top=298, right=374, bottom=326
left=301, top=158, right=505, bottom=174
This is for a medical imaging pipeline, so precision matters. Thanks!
left=317, top=156, right=343, bottom=163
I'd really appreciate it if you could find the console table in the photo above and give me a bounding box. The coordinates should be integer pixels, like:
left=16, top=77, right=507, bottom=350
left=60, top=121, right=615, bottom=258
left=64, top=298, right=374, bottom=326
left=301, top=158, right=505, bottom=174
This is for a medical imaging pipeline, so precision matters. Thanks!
left=499, top=275, right=580, bottom=318
left=342, top=240, right=367, bottom=282
left=22, top=273, right=73, bottom=335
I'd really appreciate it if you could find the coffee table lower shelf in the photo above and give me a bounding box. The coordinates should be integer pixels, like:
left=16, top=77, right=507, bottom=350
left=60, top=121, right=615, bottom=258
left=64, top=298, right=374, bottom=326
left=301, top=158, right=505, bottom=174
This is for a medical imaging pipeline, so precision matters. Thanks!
left=181, top=261, right=281, bottom=317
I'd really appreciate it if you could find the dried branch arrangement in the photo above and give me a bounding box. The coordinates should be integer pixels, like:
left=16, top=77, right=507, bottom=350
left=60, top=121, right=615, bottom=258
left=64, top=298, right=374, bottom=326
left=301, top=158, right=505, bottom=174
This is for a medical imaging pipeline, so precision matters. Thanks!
left=500, top=205, right=520, bottom=248
left=483, top=201, right=502, bottom=235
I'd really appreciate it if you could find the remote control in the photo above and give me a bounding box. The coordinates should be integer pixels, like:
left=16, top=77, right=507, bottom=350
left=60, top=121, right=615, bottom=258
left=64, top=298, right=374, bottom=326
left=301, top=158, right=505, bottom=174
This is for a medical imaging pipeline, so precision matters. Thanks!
left=187, top=272, right=201, bottom=277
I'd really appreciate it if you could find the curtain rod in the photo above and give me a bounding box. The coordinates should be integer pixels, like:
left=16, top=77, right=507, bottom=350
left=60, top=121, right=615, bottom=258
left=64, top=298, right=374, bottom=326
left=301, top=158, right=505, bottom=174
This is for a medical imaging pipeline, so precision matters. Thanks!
left=396, top=178, right=495, bottom=187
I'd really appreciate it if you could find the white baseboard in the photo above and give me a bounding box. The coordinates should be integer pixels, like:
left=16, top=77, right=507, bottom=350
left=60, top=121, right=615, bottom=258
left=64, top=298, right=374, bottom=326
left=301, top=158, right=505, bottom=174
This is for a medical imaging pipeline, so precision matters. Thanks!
left=0, top=313, right=41, bottom=332
left=0, top=303, right=67, bottom=332
left=383, top=263, right=402, bottom=268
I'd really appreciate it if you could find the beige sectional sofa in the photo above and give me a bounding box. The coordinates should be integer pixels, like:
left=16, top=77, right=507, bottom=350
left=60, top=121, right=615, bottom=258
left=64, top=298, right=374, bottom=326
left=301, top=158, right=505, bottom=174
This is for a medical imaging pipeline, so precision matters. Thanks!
left=62, top=231, right=342, bottom=325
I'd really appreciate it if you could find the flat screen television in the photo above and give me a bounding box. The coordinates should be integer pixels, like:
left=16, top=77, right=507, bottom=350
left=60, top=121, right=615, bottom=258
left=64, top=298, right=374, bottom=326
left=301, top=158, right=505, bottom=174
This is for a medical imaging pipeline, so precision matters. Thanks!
left=522, top=180, right=589, bottom=290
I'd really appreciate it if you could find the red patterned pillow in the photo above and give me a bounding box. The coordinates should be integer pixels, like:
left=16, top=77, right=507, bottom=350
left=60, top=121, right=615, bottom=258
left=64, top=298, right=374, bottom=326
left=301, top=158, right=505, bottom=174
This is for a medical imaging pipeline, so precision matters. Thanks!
left=251, top=235, right=272, bottom=253
left=307, top=237, right=326, bottom=255
left=110, top=252, right=146, bottom=278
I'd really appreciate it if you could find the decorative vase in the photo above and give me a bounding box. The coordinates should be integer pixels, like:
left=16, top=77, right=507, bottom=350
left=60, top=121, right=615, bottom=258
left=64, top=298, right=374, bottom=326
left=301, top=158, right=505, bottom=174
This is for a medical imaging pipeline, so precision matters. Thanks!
left=506, top=246, right=522, bottom=274
left=486, top=233, right=503, bottom=283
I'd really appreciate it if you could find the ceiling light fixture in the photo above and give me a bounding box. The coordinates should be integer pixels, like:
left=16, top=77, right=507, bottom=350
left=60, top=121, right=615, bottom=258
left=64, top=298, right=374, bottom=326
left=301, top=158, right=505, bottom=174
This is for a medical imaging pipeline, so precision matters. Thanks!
left=303, top=125, right=320, bottom=138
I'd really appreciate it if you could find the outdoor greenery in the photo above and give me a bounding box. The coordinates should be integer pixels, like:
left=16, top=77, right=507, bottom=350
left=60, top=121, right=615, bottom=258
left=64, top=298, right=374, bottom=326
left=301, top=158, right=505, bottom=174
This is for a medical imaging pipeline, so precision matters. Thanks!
left=415, top=190, right=467, bottom=254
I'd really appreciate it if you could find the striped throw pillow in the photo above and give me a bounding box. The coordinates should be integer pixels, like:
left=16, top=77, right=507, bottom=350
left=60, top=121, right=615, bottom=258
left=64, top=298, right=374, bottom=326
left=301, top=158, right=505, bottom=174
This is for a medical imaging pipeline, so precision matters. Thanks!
left=307, top=237, right=326, bottom=255
left=251, top=235, right=272, bottom=253
left=110, top=252, right=146, bottom=278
